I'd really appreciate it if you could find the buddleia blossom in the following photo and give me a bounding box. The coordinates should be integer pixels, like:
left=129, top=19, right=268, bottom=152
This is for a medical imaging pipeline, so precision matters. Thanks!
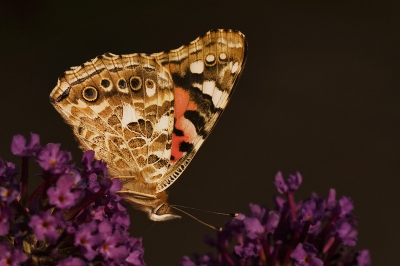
left=179, top=171, right=371, bottom=266
left=0, top=133, right=146, bottom=265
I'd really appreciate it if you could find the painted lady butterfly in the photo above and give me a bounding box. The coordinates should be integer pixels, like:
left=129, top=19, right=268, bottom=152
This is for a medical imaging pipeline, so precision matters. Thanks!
left=50, top=29, right=247, bottom=221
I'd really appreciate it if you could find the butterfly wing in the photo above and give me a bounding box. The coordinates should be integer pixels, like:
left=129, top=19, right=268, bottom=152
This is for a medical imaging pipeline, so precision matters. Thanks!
left=49, top=53, right=175, bottom=188
left=153, top=29, right=247, bottom=192
left=50, top=29, right=246, bottom=201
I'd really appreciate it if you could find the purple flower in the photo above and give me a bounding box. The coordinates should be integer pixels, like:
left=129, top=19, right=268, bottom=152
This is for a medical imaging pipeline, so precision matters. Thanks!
left=179, top=254, right=218, bottom=266
left=2, top=134, right=146, bottom=264
left=94, top=160, right=108, bottom=178
left=82, top=150, right=108, bottom=177
left=0, top=183, right=20, bottom=204
left=91, top=205, right=107, bottom=221
left=274, top=171, right=302, bottom=194
left=274, top=195, right=287, bottom=211
left=81, top=150, right=95, bottom=171
left=0, top=159, right=18, bottom=182
left=37, top=143, right=72, bottom=174
left=56, top=256, right=86, bottom=266
left=225, top=213, right=245, bottom=236
left=248, top=203, right=267, bottom=221
left=67, top=167, right=85, bottom=188
left=243, top=217, right=264, bottom=239
left=29, top=210, right=65, bottom=244
left=274, top=171, right=289, bottom=194
left=110, top=212, right=130, bottom=229
left=181, top=172, right=370, bottom=266
left=97, top=221, right=128, bottom=263
left=47, top=174, right=81, bottom=209
left=357, top=250, right=372, bottom=266
left=299, top=198, right=324, bottom=225
left=264, top=211, right=280, bottom=233
left=287, top=172, right=302, bottom=191
left=335, top=220, right=358, bottom=246
left=125, top=237, right=146, bottom=266
left=179, top=256, right=197, bottom=266
left=234, top=239, right=261, bottom=258
left=290, top=243, right=323, bottom=266
left=0, top=242, right=28, bottom=266
left=242, top=208, right=278, bottom=240
left=11, top=133, right=41, bottom=157
left=339, top=196, right=354, bottom=217
left=0, top=205, right=14, bottom=236
left=88, top=173, right=101, bottom=193
left=74, top=222, right=103, bottom=260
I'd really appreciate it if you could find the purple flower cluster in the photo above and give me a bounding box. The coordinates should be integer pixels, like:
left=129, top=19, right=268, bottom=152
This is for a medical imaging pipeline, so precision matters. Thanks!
left=0, top=133, right=145, bottom=265
left=180, top=172, right=371, bottom=266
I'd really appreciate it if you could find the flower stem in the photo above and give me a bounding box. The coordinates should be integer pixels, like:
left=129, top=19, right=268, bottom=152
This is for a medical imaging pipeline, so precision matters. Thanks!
left=27, top=171, right=57, bottom=206
left=20, top=157, right=29, bottom=206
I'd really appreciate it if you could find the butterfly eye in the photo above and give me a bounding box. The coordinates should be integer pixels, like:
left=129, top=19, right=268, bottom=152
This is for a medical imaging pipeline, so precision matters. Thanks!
left=82, top=86, right=98, bottom=102
left=129, top=76, right=142, bottom=91
left=101, top=79, right=111, bottom=88
left=118, top=79, right=127, bottom=89
left=155, top=203, right=169, bottom=215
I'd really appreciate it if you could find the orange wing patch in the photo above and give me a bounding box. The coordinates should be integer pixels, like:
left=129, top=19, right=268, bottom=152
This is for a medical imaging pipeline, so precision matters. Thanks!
left=171, top=87, right=198, bottom=162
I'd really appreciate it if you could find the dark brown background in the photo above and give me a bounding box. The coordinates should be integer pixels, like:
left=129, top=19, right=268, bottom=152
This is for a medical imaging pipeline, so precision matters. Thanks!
left=1, top=0, right=398, bottom=265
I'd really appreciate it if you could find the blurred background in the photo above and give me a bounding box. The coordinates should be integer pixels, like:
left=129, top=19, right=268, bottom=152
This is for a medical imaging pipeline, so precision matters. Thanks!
left=1, top=0, right=399, bottom=264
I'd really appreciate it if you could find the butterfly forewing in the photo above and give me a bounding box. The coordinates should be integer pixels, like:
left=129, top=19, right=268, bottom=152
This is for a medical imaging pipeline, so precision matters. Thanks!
left=153, top=29, right=247, bottom=192
left=50, top=29, right=246, bottom=217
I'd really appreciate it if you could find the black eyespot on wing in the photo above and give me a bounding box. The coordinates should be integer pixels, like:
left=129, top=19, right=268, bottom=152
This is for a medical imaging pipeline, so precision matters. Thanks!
left=101, top=79, right=110, bottom=88
left=145, top=79, right=155, bottom=89
left=82, top=86, right=98, bottom=102
left=118, top=79, right=126, bottom=89
left=129, top=76, right=142, bottom=91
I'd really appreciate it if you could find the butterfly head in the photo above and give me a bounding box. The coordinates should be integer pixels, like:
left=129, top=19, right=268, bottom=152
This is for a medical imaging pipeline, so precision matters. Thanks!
left=118, top=188, right=181, bottom=221
left=148, top=202, right=181, bottom=221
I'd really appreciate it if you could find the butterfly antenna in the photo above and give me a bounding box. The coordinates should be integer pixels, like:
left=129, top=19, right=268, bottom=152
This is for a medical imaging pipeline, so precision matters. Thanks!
left=141, top=222, right=157, bottom=237
left=169, top=205, right=238, bottom=231
left=170, top=204, right=238, bottom=217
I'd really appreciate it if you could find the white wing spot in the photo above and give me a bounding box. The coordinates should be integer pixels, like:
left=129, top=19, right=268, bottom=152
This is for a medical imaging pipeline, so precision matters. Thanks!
left=145, top=81, right=156, bottom=97
left=146, top=86, right=156, bottom=97
left=205, top=54, right=215, bottom=63
left=155, top=115, right=170, bottom=133
left=212, top=87, right=223, bottom=107
left=122, top=103, right=137, bottom=128
left=203, top=80, right=215, bottom=97
left=219, top=53, right=227, bottom=60
left=190, top=60, right=204, bottom=74
left=192, top=82, right=202, bottom=90
left=231, top=62, right=239, bottom=74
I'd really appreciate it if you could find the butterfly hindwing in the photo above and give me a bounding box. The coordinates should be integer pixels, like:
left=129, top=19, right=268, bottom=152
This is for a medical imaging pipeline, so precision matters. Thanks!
left=50, top=53, right=176, bottom=184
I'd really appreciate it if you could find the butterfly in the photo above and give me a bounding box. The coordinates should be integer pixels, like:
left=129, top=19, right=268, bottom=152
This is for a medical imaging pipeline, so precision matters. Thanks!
left=49, top=29, right=247, bottom=221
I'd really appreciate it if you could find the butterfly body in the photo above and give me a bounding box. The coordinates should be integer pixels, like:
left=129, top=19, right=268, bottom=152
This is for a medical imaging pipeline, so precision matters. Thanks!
left=50, top=29, right=247, bottom=221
